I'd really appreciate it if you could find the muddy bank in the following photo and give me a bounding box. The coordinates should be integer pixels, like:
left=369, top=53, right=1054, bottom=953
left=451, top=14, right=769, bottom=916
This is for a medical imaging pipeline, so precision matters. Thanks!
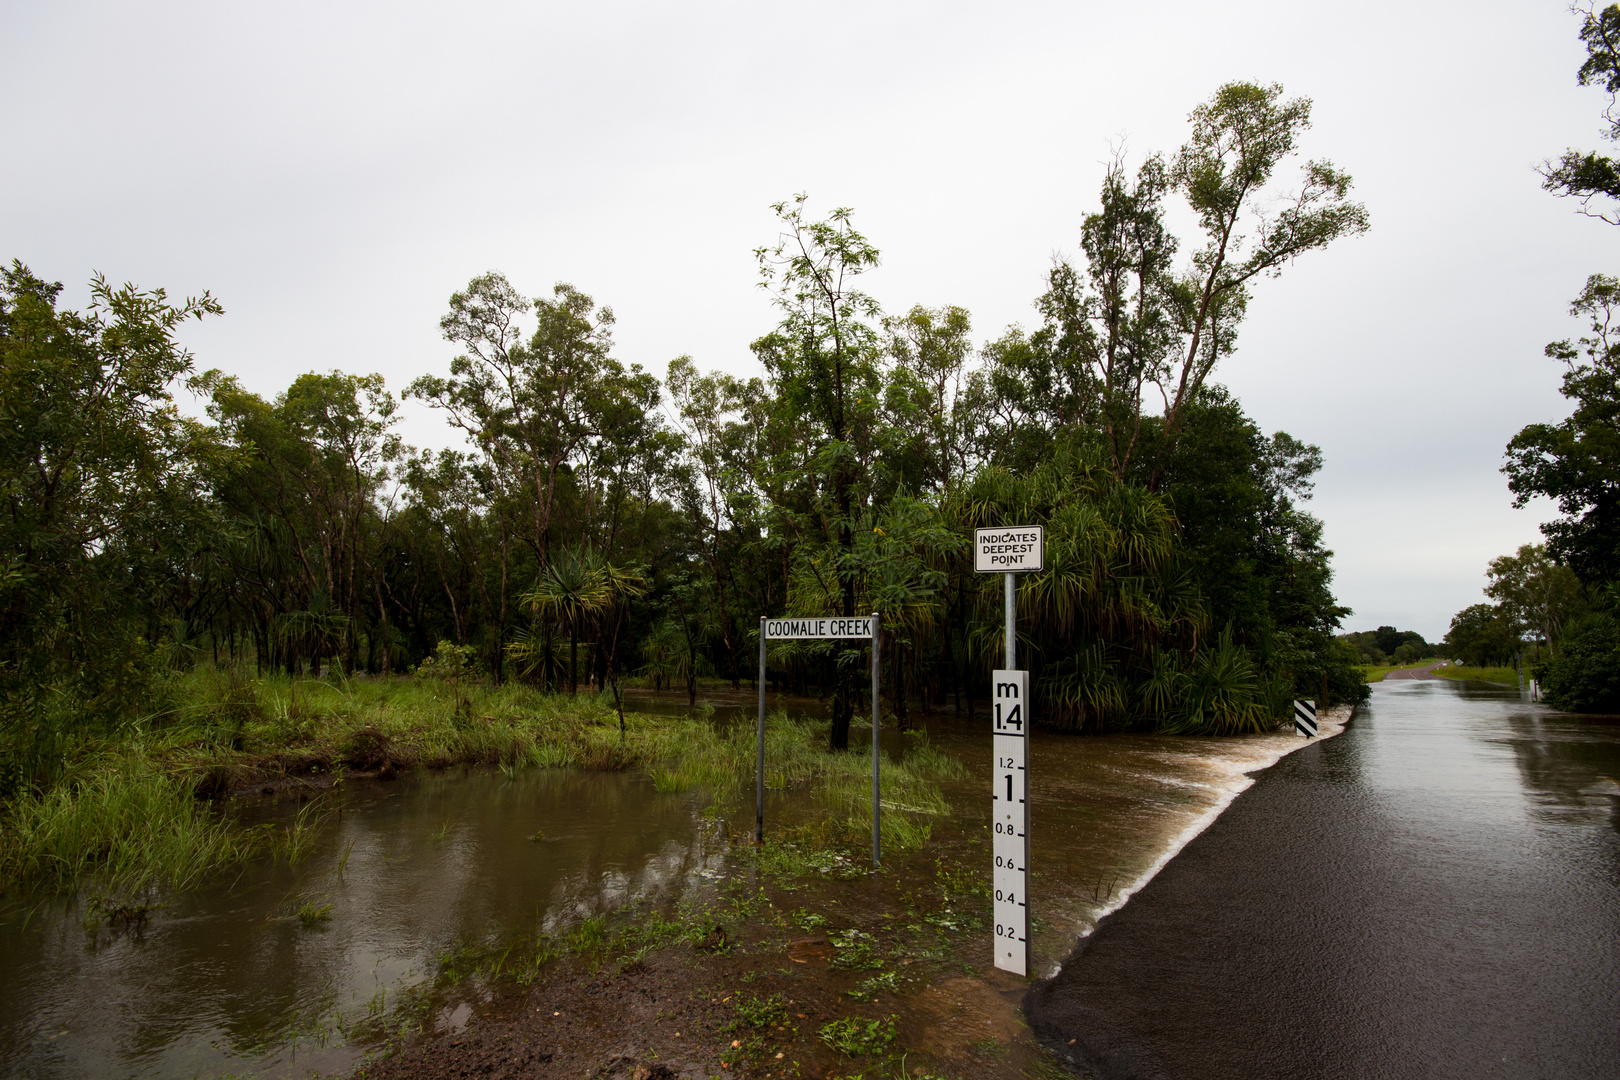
left=352, top=916, right=1033, bottom=1080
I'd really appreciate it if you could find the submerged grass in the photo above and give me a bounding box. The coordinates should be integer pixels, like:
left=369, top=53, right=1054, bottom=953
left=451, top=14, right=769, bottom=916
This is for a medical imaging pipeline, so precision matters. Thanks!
left=0, top=667, right=965, bottom=896
left=1359, top=658, right=1442, bottom=682
left=1431, top=664, right=1522, bottom=686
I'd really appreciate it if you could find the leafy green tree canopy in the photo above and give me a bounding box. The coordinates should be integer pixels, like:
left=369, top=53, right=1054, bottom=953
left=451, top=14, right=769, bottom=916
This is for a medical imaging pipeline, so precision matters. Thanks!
left=1542, top=3, right=1620, bottom=221
left=1504, top=274, right=1620, bottom=582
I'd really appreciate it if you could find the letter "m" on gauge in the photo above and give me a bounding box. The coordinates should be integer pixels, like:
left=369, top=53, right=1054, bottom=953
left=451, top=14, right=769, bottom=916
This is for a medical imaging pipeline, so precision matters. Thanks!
left=995, top=681, right=1020, bottom=699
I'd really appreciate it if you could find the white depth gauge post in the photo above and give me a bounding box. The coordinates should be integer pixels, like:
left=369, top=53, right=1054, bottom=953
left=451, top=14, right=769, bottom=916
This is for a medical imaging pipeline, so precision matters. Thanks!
left=974, top=525, right=1043, bottom=976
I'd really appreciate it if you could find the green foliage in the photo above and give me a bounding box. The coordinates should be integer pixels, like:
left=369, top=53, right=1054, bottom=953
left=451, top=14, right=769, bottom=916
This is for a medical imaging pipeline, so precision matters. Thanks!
left=819, top=1014, right=898, bottom=1057
left=1505, top=275, right=1620, bottom=584
left=1541, top=3, right=1620, bottom=221
left=1443, top=604, right=1521, bottom=667
left=0, top=261, right=223, bottom=791
left=415, top=639, right=479, bottom=717
left=1485, top=544, right=1585, bottom=651
left=1340, top=626, right=1431, bottom=666
left=1539, top=609, right=1620, bottom=712
left=296, top=900, right=334, bottom=927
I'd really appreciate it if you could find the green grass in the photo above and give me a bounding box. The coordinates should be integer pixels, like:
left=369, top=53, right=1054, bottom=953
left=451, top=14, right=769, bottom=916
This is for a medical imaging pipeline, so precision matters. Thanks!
left=1431, top=663, right=1522, bottom=686
left=819, top=1014, right=898, bottom=1057
left=1359, top=658, right=1441, bottom=682
left=0, top=666, right=962, bottom=896
left=296, top=900, right=333, bottom=927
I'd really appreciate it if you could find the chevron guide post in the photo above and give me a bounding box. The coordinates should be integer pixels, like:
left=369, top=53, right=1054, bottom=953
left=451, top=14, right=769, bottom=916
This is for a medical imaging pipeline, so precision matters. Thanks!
left=975, top=525, right=1043, bottom=976
left=1294, top=699, right=1319, bottom=738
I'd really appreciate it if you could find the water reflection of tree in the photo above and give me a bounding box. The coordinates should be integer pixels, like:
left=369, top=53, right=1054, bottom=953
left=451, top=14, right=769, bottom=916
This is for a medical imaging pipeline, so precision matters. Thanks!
left=1501, top=714, right=1620, bottom=822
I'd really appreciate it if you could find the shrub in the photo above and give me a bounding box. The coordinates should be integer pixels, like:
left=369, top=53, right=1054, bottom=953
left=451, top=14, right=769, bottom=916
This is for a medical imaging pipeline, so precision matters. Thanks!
left=1540, top=612, right=1620, bottom=713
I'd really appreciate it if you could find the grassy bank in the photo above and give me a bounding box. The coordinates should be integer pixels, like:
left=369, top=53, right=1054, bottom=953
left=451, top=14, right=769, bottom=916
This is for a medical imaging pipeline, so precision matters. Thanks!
left=0, top=669, right=962, bottom=897
left=1431, top=664, right=1521, bottom=686
left=1359, top=658, right=1441, bottom=682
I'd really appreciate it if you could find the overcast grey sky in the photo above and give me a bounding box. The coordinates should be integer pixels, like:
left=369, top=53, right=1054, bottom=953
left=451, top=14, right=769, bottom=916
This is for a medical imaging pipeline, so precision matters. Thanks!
left=2, top=1, right=1611, bottom=640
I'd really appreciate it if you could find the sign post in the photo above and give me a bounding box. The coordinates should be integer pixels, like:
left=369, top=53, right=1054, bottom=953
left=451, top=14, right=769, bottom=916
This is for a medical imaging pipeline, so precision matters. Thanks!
left=758, top=614, right=882, bottom=866
left=975, top=525, right=1043, bottom=976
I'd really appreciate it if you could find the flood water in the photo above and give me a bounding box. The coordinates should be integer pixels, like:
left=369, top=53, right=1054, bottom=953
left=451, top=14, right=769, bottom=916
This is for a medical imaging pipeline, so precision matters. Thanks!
left=0, top=691, right=1344, bottom=1078
left=1028, top=677, right=1620, bottom=1079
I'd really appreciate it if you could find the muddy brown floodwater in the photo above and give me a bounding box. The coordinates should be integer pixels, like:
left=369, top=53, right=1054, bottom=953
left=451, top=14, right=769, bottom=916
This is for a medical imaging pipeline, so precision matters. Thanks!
left=0, top=691, right=1347, bottom=1079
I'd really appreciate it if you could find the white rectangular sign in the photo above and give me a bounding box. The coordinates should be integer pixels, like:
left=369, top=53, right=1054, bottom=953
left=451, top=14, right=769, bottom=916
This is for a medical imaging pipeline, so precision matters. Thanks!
left=975, top=526, right=1044, bottom=574
left=991, top=668, right=1030, bottom=976
left=763, top=616, right=876, bottom=640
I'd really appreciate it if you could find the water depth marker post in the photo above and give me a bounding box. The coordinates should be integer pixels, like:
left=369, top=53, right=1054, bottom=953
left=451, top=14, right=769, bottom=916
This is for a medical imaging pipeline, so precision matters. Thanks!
left=757, top=614, right=882, bottom=865
left=975, top=524, right=1044, bottom=977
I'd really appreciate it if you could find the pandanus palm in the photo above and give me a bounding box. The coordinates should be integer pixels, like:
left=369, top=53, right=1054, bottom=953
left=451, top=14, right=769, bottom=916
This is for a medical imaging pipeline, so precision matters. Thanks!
left=952, top=443, right=1210, bottom=731
left=513, top=547, right=644, bottom=697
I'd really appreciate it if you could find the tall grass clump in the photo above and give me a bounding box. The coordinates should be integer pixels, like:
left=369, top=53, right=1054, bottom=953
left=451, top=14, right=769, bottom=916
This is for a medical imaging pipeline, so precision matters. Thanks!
left=652, top=712, right=957, bottom=854
left=0, top=751, right=255, bottom=892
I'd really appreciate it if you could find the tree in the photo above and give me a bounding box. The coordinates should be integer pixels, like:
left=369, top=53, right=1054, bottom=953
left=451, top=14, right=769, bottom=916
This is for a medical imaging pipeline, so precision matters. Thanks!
left=409, top=273, right=660, bottom=683
left=1504, top=275, right=1620, bottom=583
left=0, top=261, right=221, bottom=787
left=203, top=369, right=400, bottom=674
left=753, top=196, right=884, bottom=750
left=1151, top=82, right=1368, bottom=489
left=1484, top=544, right=1584, bottom=654
left=989, top=84, right=1367, bottom=489
left=1538, top=605, right=1620, bottom=711
left=1541, top=3, right=1620, bottom=222
left=1442, top=603, right=1519, bottom=667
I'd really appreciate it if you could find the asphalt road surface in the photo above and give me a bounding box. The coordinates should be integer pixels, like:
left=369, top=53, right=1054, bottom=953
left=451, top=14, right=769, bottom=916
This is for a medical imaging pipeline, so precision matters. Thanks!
left=1025, top=678, right=1620, bottom=1079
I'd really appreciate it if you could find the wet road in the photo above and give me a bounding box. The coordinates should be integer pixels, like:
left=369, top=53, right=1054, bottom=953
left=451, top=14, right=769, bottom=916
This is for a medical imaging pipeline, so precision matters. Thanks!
left=1027, top=678, right=1620, bottom=1080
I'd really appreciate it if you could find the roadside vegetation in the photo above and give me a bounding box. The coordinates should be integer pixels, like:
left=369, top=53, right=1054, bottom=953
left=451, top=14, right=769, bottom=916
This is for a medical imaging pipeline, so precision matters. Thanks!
left=1358, top=658, right=1440, bottom=683
left=1430, top=664, right=1521, bottom=688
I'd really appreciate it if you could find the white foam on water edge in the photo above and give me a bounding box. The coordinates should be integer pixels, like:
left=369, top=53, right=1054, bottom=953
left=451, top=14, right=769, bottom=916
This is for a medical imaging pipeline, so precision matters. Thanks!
left=1043, top=705, right=1354, bottom=978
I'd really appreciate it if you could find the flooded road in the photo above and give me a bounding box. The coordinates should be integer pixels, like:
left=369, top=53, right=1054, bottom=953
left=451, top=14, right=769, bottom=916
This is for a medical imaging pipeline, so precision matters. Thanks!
left=0, top=691, right=1347, bottom=1079
left=1028, top=678, right=1620, bottom=1079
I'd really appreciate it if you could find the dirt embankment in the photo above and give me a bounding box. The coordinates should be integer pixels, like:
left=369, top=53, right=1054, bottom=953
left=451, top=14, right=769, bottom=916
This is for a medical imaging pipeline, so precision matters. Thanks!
left=350, top=920, right=1035, bottom=1080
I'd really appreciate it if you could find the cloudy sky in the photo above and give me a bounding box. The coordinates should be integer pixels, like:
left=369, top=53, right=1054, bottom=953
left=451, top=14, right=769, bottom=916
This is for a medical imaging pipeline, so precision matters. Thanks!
left=2, top=1, right=1610, bottom=640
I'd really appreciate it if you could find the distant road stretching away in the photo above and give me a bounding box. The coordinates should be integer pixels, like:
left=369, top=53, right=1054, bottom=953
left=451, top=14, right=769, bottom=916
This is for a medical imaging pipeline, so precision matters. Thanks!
left=1026, top=678, right=1620, bottom=1079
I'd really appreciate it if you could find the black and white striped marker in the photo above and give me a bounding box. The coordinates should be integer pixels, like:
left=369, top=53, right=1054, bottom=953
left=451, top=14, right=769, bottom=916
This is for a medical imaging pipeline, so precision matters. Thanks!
left=1294, top=699, right=1318, bottom=738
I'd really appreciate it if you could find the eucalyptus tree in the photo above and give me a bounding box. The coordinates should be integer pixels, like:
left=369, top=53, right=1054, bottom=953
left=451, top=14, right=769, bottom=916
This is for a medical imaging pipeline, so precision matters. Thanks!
left=1484, top=544, right=1584, bottom=655
left=410, top=274, right=612, bottom=566
left=667, top=355, right=766, bottom=686
left=1030, top=154, right=1177, bottom=478
left=410, top=273, right=662, bottom=681
left=1149, top=81, right=1368, bottom=489
left=881, top=305, right=978, bottom=497
left=203, top=369, right=400, bottom=673
left=753, top=196, right=885, bottom=749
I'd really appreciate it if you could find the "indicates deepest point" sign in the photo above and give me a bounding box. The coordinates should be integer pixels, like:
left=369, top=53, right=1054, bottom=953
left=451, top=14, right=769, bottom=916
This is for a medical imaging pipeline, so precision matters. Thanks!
left=974, top=526, right=1044, bottom=574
